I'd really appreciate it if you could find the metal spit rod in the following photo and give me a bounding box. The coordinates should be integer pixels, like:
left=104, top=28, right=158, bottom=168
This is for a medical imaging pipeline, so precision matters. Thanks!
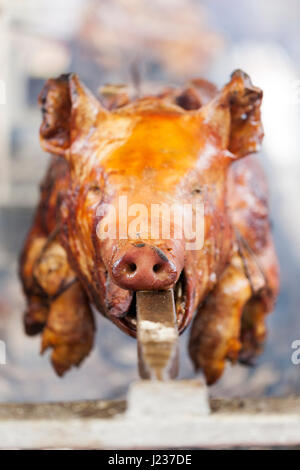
left=136, top=289, right=179, bottom=380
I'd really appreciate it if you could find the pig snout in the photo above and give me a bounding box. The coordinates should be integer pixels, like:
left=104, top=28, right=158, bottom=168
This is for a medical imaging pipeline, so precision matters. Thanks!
left=110, top=243, right=183, bottom=291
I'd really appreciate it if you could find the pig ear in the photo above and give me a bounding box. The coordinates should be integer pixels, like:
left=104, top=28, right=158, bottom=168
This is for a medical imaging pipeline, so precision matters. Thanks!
left=226, top=70, right=263, bottom=158
left=39, top=74, right=106, bottom=158
left=199, top=70, right=263, bottom=158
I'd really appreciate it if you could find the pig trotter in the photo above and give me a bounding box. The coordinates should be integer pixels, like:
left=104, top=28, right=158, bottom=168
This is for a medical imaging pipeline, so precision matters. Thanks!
left=24, top=296, right=49, bottom=336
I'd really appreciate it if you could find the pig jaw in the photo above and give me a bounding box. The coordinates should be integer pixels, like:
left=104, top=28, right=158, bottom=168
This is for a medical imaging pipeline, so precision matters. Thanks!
left=105, top=269, right=193, bottom=338
left=99, top=238, right=195, bottom=337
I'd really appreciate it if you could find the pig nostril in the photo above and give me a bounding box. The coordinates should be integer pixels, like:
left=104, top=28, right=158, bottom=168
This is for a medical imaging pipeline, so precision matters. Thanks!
left=153, top=263, right=162, bottom=273
left=111, top=244, right=182, bottom=290
left=128, top=263, right=137, bottom=273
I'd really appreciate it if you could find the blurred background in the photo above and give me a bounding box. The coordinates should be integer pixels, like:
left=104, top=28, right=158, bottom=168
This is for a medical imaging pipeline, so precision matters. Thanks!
left=0, top=0, right=300, bottom=402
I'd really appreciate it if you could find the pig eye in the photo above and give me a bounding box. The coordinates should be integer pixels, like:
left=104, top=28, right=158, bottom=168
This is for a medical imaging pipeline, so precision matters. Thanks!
left=88, top=185, right=101, bottom=194
left=191, top=187, right=202, bottom=196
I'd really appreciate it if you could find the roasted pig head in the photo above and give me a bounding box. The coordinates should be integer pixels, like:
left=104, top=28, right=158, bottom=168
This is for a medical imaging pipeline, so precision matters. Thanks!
left=20, top=71, right=279, bottom=383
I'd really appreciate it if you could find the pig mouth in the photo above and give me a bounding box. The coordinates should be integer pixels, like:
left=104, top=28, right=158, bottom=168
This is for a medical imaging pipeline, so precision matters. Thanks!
left=118, top=270, right=189, bottom=337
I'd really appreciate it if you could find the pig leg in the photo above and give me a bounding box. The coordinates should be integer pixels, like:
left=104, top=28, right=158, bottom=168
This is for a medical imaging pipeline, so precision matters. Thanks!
left=239, top=296, right=268, bottom=364
left=227, top=156, right=280, bottom=365
left=22, top=228, right=95, bottom=375
left=239, top=237, right=279, bottom=364
left=32, top=231, right=76, bottom=298
left=20, top=156, right=70, bottom=334
left=31, top=232, right=95, bottom=375
left=41, top=281, right=95, bottom=376
left=21, top=227, right=75, bottom=335
left=189, top=250, right=252, bottom=385
left=20, top=230, right=49, bottom=335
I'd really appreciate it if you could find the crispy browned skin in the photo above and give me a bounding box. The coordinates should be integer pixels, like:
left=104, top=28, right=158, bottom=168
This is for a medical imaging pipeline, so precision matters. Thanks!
left=20, top=71, right=279, bottom=382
